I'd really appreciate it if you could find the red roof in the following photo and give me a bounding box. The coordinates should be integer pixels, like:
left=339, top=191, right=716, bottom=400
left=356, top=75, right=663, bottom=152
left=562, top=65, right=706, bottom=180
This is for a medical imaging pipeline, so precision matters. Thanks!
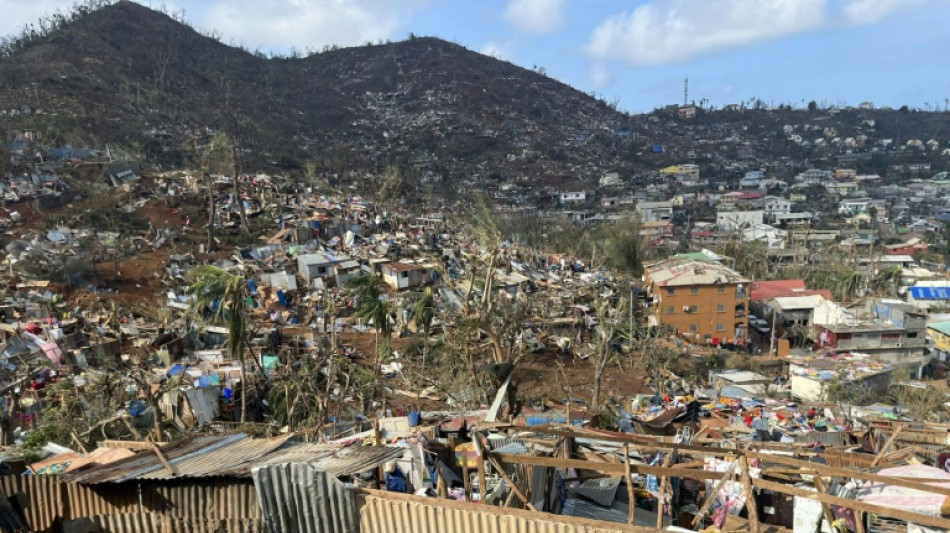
left=750, top=279, right=833, bottom=302
left=737, top=192, right=764, bottom=200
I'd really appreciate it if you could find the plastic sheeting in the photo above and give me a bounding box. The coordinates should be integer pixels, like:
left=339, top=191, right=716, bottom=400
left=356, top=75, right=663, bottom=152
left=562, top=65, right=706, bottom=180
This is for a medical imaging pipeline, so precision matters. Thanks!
left=857, top=465, right=950, bottom=517
left=252, top=463, right=358, bottom=533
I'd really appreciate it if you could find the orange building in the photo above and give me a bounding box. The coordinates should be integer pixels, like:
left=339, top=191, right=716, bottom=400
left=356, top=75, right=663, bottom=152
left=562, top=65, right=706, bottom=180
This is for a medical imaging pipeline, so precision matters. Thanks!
left=644, top=259, right=750, bottom=345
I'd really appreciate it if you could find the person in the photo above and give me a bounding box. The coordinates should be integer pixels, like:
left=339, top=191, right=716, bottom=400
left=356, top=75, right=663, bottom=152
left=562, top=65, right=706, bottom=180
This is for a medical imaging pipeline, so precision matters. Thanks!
left=752, top=414, right=770, bottom=442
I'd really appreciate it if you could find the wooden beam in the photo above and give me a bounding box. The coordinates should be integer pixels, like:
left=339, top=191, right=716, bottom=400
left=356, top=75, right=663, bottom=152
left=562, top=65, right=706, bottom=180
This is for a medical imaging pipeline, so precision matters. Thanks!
left=462, top=462, right=471, bottom=502
left=740, top=456, right=759, bottom=533
left=502, top=426, right=737, bottom=457
left=99, top=439, right=157, bottom=450
left=484, top=452, right=538, bottom=512
left=624, top=444, right=635, bottom=525
left=870, top=426, right=902, bottom=468
left=692, top=460, right=738, bottom=527
left=474, top=434, right=487, bottom=504
left=492, top=453, right=727, bottom=482
left=656, top=453, right=673, bottom=530
left=146, top=438, right=176, bottom=477
left=813, top=475, right=835, bottom=532
left=748, top=450, right=950, bottom=497
left=120, top=416, right=143, bottom=441
left=854, top=512, right=866, bottom=533
left=753, top=478, right=950, bottom=531
left=70, top=431, right=88, bottom=454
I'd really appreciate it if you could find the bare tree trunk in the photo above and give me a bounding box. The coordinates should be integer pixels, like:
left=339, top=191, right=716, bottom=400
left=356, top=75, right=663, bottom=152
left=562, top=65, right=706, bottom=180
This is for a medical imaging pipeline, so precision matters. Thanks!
left=232, top=149, right=248, bottom=235
left=206, top=172, right=216, bottom=252
left=240, top=350, right=247, bottom=424
left=591, top=328, right=611, bottom=409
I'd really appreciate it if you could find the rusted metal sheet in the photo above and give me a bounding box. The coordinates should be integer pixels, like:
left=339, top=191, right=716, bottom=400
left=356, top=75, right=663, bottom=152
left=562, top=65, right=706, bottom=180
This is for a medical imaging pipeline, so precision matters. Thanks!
left=251, top=444, right=405, bottom=477
left=64, top=435, right=246, bottom=484
left=253, top=464, right=358, bottom=533
left=0, top=474, right=65, bottom=532
left=141, top=479, right=260, bottom=519
left=62, top=513, right=261, bottom=533
left=358, top=491, right=638, bottom=533
left=63, top=433, right=404, bottom=484
left=66, top=480, right=139, bottom=518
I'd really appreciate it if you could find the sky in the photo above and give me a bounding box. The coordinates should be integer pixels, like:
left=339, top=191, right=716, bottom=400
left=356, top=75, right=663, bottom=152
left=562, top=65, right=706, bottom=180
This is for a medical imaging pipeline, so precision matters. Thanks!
left=2, top=0, right=950, bottom=113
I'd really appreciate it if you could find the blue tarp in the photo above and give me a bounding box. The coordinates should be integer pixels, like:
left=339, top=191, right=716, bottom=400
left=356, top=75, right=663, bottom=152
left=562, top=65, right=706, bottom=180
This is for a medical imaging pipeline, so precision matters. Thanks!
left=910, top=286, right=950, bottom=299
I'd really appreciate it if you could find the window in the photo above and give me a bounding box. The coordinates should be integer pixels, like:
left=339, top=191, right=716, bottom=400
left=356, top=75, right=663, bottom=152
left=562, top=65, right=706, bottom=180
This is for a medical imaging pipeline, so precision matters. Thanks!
left=666, top=288, right=675, bottom=296
left=907, top=332, right=919, bottom=338
left=400, top=271, right=409, bottom=279
left=666, top=306, right=675, bottom=314
left=717, top=286, right=726, bottom=293
left=690, top=286, right=700, bottom=295
left=717, top=304, right=726, bottom=312
left=317, top=266, right=328, bottom=275
left=716, top=323, right=725, bottom=331
left=689, top=324, right=698, bottom=333
left=704, top=334, right=712, bottom=341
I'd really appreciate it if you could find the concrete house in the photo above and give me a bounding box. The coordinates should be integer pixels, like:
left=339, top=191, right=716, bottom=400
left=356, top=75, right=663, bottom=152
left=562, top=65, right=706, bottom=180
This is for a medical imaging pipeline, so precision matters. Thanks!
left=382, top=262, right=434, bottom=290
left=634, top=200, right=673, bottom=223
left=297, top=253, right=334, bottom=284
left=643, top=258, right=750, bottom=345
left=716, top=210, right=764, bottom=231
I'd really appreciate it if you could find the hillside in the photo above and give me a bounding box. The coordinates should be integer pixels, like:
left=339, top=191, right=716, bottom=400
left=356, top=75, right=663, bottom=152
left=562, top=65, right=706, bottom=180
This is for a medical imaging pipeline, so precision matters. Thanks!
left=0, top=1, right=632, bottom=188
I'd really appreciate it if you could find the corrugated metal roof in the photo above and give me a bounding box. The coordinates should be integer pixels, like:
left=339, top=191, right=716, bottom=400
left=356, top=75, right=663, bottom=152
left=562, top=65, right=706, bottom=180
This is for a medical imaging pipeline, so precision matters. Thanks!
left=250, top=444, right=405, bottom=477
left=253, top=464, right=358, bottom=533
left=61, top=513, right=261, bottom=533
left=64, top=434, right=246, bottom=484
left=574, top=476, right=622, bottom=507
left=0, top=490, right=29, bottom=532
left=62, top=434, right=405, bottom=484
left=360, top=492, right=632, bottom=533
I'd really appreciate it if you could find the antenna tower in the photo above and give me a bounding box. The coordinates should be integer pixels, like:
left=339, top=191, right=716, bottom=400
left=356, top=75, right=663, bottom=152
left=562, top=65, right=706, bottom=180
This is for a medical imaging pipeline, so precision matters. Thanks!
left=684, top=77, right=688, bottom=107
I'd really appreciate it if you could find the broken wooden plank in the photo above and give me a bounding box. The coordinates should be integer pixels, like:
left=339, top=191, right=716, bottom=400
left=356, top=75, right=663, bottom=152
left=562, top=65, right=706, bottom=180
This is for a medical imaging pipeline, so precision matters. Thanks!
left=692, top=460, right=739, bottom=527
left=146, top=438, right=176, bottom=477
left=484, top=451, right=537, bottom=511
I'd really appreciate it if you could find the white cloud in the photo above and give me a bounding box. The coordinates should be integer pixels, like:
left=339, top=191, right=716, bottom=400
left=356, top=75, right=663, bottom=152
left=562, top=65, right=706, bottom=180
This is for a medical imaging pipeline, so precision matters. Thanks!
left=584, top=63, right=612, bottom=90
left=197, top=0, right=425, bottom=52
left=842, top=0, right=924, bottom=25
left=0, top=0, right=78, bottom=38
left=585, top=0, right=828, bottom=66
left=503, top=0, right=567, bottom=36
left=480, top=40, right=513, bottom=60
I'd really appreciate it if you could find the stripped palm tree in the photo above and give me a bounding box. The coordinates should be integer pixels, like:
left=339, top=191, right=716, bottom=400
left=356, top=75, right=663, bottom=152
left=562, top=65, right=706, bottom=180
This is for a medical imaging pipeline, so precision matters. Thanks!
left=346, top=274, right=390, bottom=335
left=408, top=287, right=436, bottom=370
left=187, top=265, right=250, bottom=423
left=871, top=266, right=902, bottom=298
left=835, top=270, right=864, bottom=302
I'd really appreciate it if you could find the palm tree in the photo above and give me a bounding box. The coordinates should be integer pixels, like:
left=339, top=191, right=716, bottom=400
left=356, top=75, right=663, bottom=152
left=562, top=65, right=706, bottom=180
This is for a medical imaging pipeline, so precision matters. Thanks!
left=835, top=270, right=864, bottom=302
left=187, top=265, right=250, bottom=422
left=346, top=274, right=390, bottom=335
left=346, top=274, right=392, bottom=411
left=408, top=287, right=436, bottom=370
left=871, top=266, right=902, bottom=297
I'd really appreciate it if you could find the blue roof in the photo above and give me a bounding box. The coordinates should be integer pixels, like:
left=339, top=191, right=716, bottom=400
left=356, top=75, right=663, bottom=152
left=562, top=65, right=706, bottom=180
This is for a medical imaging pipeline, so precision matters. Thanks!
left=910, top=286, right=950, bottom=300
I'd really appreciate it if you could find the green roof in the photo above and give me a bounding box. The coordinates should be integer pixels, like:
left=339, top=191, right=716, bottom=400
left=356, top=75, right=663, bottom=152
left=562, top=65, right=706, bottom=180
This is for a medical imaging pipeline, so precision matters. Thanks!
left=928, top=321, right=950, bottom=336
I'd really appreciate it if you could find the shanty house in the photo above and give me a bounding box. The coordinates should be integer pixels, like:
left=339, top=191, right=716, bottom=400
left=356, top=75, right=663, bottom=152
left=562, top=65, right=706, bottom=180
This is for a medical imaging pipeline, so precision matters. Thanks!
left=382, top=262, right=433, bottom=290
left=297, top=253, right=333, bottom=284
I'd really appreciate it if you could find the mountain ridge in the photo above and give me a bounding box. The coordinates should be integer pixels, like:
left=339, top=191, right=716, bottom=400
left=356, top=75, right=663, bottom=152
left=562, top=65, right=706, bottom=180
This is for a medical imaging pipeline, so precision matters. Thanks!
left=0, top=1, right=633, bottom=186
